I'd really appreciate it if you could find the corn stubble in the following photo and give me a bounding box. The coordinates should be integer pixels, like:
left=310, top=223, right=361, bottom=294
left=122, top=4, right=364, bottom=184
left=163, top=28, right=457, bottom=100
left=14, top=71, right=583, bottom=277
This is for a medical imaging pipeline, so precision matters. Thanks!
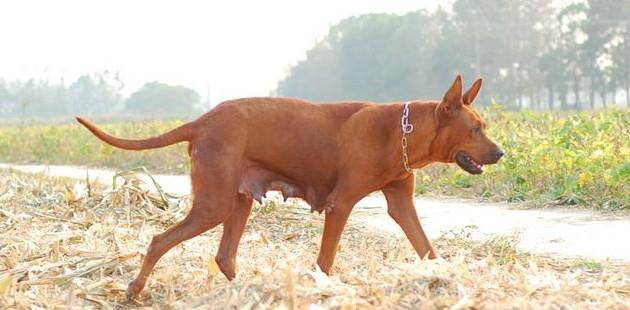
left=0, top=171, right=628, bottom=309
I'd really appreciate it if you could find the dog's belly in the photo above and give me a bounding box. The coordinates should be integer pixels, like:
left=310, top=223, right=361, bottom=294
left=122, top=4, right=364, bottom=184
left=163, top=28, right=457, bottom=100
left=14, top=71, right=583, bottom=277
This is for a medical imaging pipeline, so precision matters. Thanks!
left=238, top=165, right=328, bottom=212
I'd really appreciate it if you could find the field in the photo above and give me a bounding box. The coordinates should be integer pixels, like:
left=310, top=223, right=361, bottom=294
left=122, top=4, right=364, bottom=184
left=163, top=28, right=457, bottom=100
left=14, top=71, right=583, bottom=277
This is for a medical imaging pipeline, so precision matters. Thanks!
left=1, top=172, right=629, bottom=308
left=1, top=108, right=628, bottom=209
left=0, top=119, right=190, bottom=174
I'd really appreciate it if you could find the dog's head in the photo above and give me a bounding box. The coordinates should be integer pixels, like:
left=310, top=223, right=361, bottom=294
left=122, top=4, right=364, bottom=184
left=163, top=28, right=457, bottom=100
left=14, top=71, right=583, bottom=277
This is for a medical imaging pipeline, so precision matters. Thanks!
left=431, top=75, right=504, bottom=174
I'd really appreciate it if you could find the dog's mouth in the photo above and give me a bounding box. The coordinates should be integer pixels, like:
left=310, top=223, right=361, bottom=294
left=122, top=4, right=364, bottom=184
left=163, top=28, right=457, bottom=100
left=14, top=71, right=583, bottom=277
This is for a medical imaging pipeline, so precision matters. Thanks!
left=455, top=151, right=483, bottom=175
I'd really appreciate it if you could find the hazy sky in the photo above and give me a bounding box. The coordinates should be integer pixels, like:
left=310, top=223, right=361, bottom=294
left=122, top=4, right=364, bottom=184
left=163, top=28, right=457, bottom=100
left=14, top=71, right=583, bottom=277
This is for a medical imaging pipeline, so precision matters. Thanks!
left=0, top=0, right=446, bottom=105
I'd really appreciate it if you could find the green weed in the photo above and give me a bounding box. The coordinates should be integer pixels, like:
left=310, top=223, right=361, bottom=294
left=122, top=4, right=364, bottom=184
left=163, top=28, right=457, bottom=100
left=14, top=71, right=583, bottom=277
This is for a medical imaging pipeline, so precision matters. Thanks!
left=573, top=259, right=604, bottom=271
left=1, top=108, right=628, bottom=209
left=419, top=108, right=630, bottom=209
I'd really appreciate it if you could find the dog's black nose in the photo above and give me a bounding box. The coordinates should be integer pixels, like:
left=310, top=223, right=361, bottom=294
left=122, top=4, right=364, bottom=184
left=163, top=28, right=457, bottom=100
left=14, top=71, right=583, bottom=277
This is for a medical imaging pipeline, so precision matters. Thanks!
left=495, top=149, right=504, bottom=159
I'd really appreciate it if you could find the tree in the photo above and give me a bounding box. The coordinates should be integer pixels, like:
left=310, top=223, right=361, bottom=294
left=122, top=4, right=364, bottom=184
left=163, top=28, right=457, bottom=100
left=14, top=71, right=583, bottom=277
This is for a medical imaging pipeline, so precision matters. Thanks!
left=579, top=0, right=630, bottom=108
left=277, top=12, right=446, bottom=102
left=451, top=0, right=552, bottom=109
left=599, top=0, right=630, bottom=107
left=0, top=80, right=13, bottom=116
left=555, top=3, right=588, bottom=109
left=277, top=1, right=557, bottom=109
left=611, top=24, right=630, bottom=107
left=67, top=72, right=123, bottom=116
left=124, top=82, right=201, bottom=117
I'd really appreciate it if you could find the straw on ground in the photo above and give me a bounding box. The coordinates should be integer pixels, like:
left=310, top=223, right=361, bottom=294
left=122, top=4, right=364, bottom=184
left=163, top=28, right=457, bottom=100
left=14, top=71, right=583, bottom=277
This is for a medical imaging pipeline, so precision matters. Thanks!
left=0, top=171, right=629, bottom=308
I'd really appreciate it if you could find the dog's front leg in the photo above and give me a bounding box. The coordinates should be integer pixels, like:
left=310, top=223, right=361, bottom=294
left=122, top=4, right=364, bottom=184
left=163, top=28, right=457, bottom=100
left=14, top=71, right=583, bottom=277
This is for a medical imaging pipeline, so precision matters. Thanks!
left=382, top=175, right=437, bottom=260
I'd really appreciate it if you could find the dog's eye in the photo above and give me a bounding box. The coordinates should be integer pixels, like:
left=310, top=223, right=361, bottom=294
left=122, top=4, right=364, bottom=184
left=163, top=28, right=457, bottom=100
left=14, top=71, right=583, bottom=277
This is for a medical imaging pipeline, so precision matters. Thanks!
left=473, top=127, right=482, bottom=134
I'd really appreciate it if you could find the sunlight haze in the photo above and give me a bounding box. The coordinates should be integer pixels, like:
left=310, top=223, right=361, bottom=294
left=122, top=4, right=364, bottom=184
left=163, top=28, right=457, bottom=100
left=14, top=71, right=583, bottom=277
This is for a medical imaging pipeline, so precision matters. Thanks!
left=0, top=0, right=444, bottom=105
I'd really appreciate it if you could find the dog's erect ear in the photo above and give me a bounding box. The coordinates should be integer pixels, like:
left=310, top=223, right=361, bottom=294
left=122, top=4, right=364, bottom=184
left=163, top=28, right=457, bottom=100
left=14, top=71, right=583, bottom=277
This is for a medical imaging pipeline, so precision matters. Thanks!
left=463, top=78, right=483, bottom=106
left=438, top=75, right=463, bottom=117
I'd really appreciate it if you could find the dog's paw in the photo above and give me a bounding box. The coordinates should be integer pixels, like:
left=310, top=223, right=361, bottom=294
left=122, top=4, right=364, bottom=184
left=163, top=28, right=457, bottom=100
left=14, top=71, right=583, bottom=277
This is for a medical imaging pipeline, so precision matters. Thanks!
left=126, top=280, right=144, bottom=304
left=215, top=255, right=236, bottom=280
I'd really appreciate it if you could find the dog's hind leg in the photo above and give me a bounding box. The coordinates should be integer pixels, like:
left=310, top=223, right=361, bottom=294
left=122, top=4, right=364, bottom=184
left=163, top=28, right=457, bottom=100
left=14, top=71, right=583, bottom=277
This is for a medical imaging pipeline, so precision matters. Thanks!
left=126, top=202, right=230, bottom=302
left=126, top=146, right=240, bottom=302
left=215, top=194, right=253, bottom=280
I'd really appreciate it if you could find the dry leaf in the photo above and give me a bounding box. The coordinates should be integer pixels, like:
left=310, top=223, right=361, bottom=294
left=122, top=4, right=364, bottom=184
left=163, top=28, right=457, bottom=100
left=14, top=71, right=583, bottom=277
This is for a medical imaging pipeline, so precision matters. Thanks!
left=284, top=232, right=299, bottom=241
left=285, top=266, right=296, bottom=310
left=340, top=302, right=356, bottom=310
left=260, top=231, right=270, bottom=245
left=0, top=274, right=14, bottom=296
left=64, top=185, right=78, bottom=204
left=208, top=256, right=220, bottom=277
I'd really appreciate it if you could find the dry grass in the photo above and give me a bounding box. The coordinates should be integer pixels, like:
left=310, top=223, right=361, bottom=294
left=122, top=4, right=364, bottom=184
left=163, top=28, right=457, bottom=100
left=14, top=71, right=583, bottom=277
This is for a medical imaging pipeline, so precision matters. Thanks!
left=0, top=171, right=629, bottom=309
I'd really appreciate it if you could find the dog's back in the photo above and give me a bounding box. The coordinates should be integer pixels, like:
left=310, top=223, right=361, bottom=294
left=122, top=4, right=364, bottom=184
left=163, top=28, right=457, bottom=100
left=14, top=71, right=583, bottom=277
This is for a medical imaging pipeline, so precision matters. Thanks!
left=194, top=97, right=372, bottom=208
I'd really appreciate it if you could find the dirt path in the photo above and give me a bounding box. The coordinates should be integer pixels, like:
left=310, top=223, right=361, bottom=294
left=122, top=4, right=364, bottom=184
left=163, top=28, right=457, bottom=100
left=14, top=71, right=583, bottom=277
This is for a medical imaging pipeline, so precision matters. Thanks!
left=3, top=163, right=629, bottom=262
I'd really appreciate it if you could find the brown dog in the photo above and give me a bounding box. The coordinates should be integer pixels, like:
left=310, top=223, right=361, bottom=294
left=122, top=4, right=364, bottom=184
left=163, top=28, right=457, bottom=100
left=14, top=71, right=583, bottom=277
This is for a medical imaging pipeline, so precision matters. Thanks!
left=77, top=75, right=503, bottom=301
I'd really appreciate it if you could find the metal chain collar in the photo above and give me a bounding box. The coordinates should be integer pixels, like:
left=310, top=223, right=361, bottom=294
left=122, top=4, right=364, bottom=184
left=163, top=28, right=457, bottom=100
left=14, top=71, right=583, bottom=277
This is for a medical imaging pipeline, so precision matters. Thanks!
left=401, top=102, right=415, bottom=174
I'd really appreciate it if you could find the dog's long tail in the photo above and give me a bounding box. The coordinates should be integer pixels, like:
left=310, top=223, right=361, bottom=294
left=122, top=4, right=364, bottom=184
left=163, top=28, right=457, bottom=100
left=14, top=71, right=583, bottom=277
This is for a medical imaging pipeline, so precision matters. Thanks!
left=76, top=116, right=194, bottom=151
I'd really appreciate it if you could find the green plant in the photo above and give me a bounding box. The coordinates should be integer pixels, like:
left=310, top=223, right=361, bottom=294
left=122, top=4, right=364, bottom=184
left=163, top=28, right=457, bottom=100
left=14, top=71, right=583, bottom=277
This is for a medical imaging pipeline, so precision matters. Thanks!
left=418, top=108, right=629, bottom=209
left=1, top=108, right=628, bottom=209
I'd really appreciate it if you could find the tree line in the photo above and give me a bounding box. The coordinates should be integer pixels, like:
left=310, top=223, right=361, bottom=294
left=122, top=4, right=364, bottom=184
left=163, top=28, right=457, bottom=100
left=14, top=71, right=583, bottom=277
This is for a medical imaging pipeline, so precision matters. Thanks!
left=276, top=0, right=630, bottom=110
left=0, top=71, right=202, bottom=120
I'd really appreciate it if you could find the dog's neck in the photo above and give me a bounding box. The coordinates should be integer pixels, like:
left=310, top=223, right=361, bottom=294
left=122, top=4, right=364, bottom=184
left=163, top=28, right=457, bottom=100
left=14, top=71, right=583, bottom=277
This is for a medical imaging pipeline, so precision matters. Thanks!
left=400, top=101, right=440, bottom=170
